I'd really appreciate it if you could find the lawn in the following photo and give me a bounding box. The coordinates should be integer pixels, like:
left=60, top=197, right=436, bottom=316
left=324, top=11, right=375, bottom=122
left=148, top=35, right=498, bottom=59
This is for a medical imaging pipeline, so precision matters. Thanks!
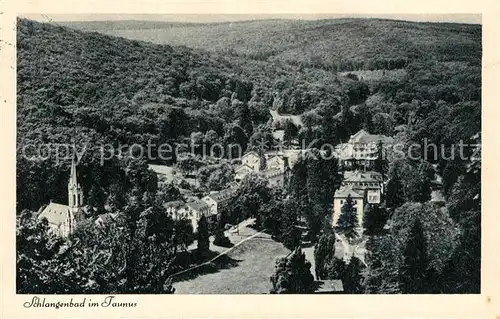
left=173, top=236, right=290, bottom=294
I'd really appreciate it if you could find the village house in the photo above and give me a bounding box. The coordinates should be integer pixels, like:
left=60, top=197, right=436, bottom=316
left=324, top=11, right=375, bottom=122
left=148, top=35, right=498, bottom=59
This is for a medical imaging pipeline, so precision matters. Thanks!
left=234, top=151, right=287, bottom=187
left=234, top=164, right=254, bottom=183
left=202, top=187, right=238, bottom=216
left=186, top=198, right=216, bottom=230
left=266, top=154, right=285, bottom=171
left=332, top=185, right=364, bottom=226
left=163, top=198, right=215, bottom=232
left=38, top=157, right=87, bottom=238
left=342, top=170, right=383, bottom=204
left=241, top=151, right=261, bottom=171
left=262, top=168, right=285, bottom=188
left=335, top=129, right=393, bottom=169
left=164, top=200, right=190, bottom=219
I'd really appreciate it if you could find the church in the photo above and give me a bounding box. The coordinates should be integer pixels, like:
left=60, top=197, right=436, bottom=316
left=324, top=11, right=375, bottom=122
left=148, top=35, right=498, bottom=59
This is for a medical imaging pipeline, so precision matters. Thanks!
left=38, top=157, right=87, bottom=238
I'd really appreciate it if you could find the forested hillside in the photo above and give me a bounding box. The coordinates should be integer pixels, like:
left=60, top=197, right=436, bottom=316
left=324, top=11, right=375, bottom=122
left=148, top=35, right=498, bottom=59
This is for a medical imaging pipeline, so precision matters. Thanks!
left=61, top=18, right=481, bottom=70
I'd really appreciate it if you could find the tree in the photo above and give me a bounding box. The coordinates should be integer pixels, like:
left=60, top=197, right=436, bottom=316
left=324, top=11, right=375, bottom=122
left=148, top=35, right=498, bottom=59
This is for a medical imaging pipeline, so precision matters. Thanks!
left=232, top=173, right=271, bottom=224
left=172, top=218, right=194, bottom=254
left=196, top=215, right=210, bottom=256
left=270, top=248, right=315, bottom=293
left=198, top=163, right=234, bottom=191
left=234, top=100, right=253, bottom=137
left=283, top=119, right=299, bottom=145
left=314, top=230, right=336, bottom=280
left=280, top=208, right=301, bottom=250
left=406, top=161, right=433, bottom=202
left=343, top=256, right=364, bottom=293
left=176, top=153, right=203, bottom=176
left=399, top=218, right=428, bottom=293
left=223, top=123, right=249, bottom=158
left=258, top=147, right=267, bottom=171
left=362, top=203, right=389, bottom=235
left=213, top=217, right=233, bottom=247
left=156, top=182, right=182, bottom=203
left=386, top=172, right=405, bottom=210
left=17, top=209, right=66, bottom=293
left=337, top=195, right=359, bottom=239
left=373, top=140, right=388, bottom=179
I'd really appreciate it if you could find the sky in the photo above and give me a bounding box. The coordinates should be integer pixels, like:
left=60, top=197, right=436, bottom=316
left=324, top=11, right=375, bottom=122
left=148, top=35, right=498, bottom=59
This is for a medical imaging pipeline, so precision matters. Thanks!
left=20, top=13, right=481, bottom=25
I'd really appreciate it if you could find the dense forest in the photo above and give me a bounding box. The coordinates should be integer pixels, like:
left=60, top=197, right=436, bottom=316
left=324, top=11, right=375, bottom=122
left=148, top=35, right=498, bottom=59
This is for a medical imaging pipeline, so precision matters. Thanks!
left=17, top=17, right=481, bottom=294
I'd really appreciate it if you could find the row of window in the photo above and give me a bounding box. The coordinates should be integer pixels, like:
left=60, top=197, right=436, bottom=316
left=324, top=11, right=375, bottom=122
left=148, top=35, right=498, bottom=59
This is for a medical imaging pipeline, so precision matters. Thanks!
left=344, top=182, right=379, bottom=187
left=339, top=199, right=359, bottom=205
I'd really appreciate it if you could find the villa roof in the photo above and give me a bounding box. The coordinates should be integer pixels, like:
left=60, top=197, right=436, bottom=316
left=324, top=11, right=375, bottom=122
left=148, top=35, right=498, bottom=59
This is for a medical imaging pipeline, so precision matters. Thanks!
left=186, top=198, right=210, bottom=212
left=349, top=129, right=393, bottom=145
left=343, top=170, right=382, bottom=183
left=334, top=185, right=364, bottom=199
left=206, top=188, right=237, bottom=202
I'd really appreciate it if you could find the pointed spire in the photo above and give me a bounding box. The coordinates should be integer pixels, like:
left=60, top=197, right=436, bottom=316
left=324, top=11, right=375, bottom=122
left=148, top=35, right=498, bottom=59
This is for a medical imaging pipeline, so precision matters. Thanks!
left=69, top=149, right=78, bottom=186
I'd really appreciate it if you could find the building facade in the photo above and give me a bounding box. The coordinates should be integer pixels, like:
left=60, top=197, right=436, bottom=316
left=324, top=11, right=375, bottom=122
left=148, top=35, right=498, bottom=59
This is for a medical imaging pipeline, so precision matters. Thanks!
left=332, top=185, right=364, bottom=226
left=335, top=129, right=393, bottom=169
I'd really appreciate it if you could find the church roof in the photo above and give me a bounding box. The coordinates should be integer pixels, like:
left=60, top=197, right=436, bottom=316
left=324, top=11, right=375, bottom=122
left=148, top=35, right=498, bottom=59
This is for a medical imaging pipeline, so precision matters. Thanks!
left=39, top=202, right=70, bottom=226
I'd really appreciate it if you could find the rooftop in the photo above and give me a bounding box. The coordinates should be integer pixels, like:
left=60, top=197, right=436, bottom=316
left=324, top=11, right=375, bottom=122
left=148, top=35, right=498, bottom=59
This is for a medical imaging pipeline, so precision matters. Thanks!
left=349, top=129, right=393, bottom=145
left=207, top=187, right=238, bottom=202
left=334, top=184, right=364, bottom=199
left=186, top=198, right=211, bottom=212
left=343, top=170, right=383, bottom=183
left=39, top=202, right=70, bottom=226
left=315, top=280, right=344, bottom=293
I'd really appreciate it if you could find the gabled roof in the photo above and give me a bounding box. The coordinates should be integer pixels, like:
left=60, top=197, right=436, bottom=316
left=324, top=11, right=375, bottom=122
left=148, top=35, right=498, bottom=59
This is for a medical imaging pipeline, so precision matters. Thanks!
left=349, top=129, right=370, bottom=142
left=235, top=164, right=254, bottom=173
left=343, top=170, right=382, bottom=183
left=348, top=129, right=393, bottom=145
left=39, top=202, right=70, bottom=226
left=334, top=185, right=364, bottom=199
left=206, top=188, right=237, bottom=202
left=242, top=151, right=260, bottom=159
left=186, top=198, right=210, bottom=212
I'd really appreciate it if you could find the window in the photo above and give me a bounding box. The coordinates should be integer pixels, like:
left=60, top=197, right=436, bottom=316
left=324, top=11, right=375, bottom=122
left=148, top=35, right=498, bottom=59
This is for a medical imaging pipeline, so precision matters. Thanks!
left=340, top=200, right=344, bottom=205
left=73, top=194, right=76, bottom=206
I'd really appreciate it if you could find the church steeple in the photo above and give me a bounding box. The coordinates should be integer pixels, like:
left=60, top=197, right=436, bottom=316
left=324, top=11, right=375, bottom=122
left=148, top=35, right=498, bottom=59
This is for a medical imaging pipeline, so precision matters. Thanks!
left=68, top=153, right=83, bottom=210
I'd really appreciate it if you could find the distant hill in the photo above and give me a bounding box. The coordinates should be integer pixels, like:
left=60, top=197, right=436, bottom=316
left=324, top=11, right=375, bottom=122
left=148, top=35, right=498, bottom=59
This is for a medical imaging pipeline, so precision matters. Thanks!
left=60, top=18, right=482, bottom=71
